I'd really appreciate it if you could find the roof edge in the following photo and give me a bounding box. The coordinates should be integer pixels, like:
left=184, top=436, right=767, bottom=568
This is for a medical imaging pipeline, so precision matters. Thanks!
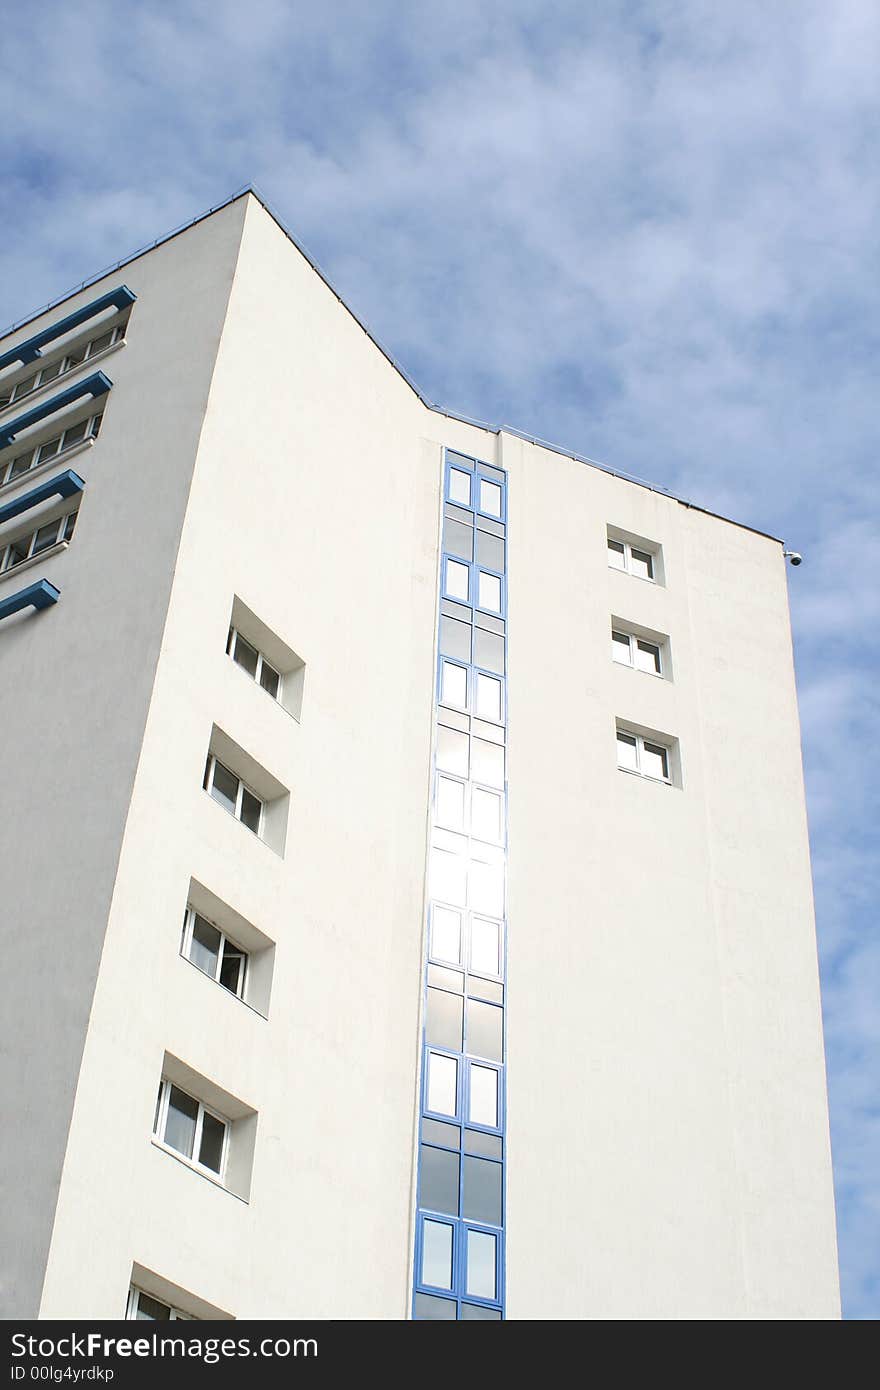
left=0, top=183, right=784, bottom=547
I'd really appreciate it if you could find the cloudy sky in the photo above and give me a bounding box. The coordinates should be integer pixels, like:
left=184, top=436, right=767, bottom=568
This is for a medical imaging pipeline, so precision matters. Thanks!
left=2, top=1, right=877, bottom=1317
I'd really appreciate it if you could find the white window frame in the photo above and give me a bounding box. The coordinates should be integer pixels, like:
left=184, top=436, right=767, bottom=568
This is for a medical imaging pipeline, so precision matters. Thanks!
left=0, top=321, right=128, bottom=412
left=0, top=410, right=103, bottom=490
left=616, top=729, right=672, bottom=784
left=153, top=1078, right=230, bottom=1183
left=0, top=509, right=78, bottom=575
left=125, top=1285, right=193, bottom=1321
left=611, top=628, right=662, bottom=676
left=181, top=905, right=248, bottom=1000
left=607, top=536, right=656, bottom=582
left=203, top=754, right=264, bottom=836
left=226, top=626, right=282, bottom=701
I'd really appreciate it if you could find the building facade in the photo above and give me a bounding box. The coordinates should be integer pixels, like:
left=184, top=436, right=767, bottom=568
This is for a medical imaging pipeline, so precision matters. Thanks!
left=0, top=191, right=840, bottom=1320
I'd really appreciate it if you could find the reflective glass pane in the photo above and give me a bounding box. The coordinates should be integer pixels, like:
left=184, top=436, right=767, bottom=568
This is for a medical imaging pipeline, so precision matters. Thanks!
left=219, top=945, right=246, bottom=996
left=198, top=1112, right=225, bottom=1173
left=164, top=1086, right=198, bottom=1158
left=443, top=517, right=473, bottom=562
left=426, top=988, right=464, bottom=1051
left=469, top=1065, right=498, bottom=1128
left=426, top=1052, right=458, bottom=1117
left=616, top=732, right=639, bottom=772
left=209, top=760, right=239, bottom=814
left=440, top=616, right=472, bottom=663
left=479, top=480, right=502, bottom=518
left=188, top=913, right=221, bottom=977
left=63, top=420, right=87, bottom=446
left=475, top=530, right=504, bottom=571
left=461, top=1303, right=501, bottom=1320
left=472, top=788, right=502, bottom=843
left=420, top=1142, right=459, bottom=1213
left=642, top=742, right=669, bottom=780
left=470, top=917, right=501, bottom=976
left=134, top=1292, right=171, bottom=1321
left=414, top=1292, right=456, bottom=1320
left=431, top=905, right=462, bottom=964
left=469, top=860, right=504, bottom=917
left=239, top=787, right=262, bottom=833
left=448, top=469, right=471, bottom=506
left=260, top=662, right=281, bottom=698
left=475, top=673, right=502, bottom=723
left=428, top=964, right=464, bottom=993
left=469, top=976, right=503, bottom=1004
left=429, top=849, right=467, bottom=907
left=440, top=661, right=468, bottom=710
left=472, top=739, right=504, bottom=789
left=636, top=640, right=661, bottom=675
left=232, top=633, right=259, bottom=678
left=464, top=1129, right=503, bottom=1158
left=631, top=547, right=654, bottom=580
left=422, top=1219, right=454, bottom=1289
left=466, top=999, right=503, bottom=1062
left=32, top=521, right=60, bottom=554
left=436, top=776, right=466, bottom=830
left=607, top=538, right=626, bottom=570
left=62, top=512, right=77, bottom=542
left=478, top=572, right=502, bottom=613
left=463, top=1159, right=503, bottom=1228
left=422, top=1118, right=460, bottom=1148
left=90, top=331, right=113, bottom=354
left=473, top=628, right=504, bottom=676
left=37, top=437, right=62, bottom=462
left=445, top=558, right=469, bottom=602
left=611, top=631, right=631, bottom=664
left=466, top=1231, right=498, bottom=1299
left=436, top=725, right=469, bottom=778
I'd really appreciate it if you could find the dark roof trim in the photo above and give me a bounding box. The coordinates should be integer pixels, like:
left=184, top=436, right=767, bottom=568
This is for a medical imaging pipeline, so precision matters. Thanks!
left=0, top=185, right=783, bottom=546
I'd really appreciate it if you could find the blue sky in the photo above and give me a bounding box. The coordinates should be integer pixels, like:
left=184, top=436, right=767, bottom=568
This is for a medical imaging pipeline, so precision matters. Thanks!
left=2, top=1, right=877, bottom=1318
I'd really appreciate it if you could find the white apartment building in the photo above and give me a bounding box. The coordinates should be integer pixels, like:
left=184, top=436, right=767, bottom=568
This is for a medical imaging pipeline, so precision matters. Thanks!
left=0, top=190, right=839, bottom=1321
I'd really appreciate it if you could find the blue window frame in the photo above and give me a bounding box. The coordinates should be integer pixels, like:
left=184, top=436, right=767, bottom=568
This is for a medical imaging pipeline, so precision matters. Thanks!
left=0, top=373, right=112, bottom=449
left=414, top=448, right=508, bottom=1319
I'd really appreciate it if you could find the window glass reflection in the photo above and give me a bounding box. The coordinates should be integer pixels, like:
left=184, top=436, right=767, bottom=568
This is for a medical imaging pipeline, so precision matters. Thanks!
left=466, top=1228, right=498, bottom=1298
left=426, top=1052, right=458, bottom=1116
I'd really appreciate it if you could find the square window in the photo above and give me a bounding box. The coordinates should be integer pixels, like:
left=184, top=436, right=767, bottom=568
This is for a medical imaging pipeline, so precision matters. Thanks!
left=635, top=640, right=661, bottom=675
left=469, top=1064, right=499, bottom=1128
left=430, top=848, right=467, bottom=907
left=420, top=1143, right=460, bottom=1215
left=440, top=661, right=468, bottom=710
left=466, top=1229, right=498, bottom=1299
left=642, top=741, right=669, bottom=781
left=607, top=538, right=626, bottom=570
left=463, top=1158, right=502, bottom=1226
left=470, top=917, right=501, bottom=976
left=611, top=631, right=632, bottom=664
left=448, top=469, right=471, bottom=506
left=445, top=558, right=470, bottom=602
left=631, top=548, right=654, bottom=580
left=466, top=998, right=503, bottom=1062
left=422, top=1219, right=454, bottom=1290
left=616, top=732, right=639, bottom=772
left=436, top=775, right=466, bottom=830
left=436, top=725, right=469, bottom=778
left=479, top=480, right=502, bottom=518
left=475, top=673, right=503, bottom=723
left=478, top=572, right=502, bottom=613
left=431, top=906, right=462, bottom=964
left=471, top=788, right=502, bottom=843
left=426, top=1053, right=458, bottom=1118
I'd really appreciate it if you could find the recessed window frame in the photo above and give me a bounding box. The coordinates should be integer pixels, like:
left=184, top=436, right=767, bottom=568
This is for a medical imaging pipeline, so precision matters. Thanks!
left=616, top=728, right=673, bottom=784
left=226, top=626, right=282, bottom=701
left=203, top=754, right=264, bottom=836
left=611, top=628, right=663, bottom=676
left=152, top=1078, right=230, bottom=1183
left=0, top=410, right=103, bottom=490
left=180, top=905, right=248, bottom=1001
left=607, top=534, right=659, bottom=583
left=125, top=1286, right=194, bottom=1321
left=0, top=508, right=78, bottom=575
left=0, top=319, right=128, bottom=413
